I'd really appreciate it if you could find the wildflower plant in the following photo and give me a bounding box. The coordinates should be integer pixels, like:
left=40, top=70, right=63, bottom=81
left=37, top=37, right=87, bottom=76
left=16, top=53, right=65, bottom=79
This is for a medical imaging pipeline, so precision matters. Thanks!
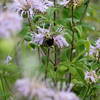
left=0, top=0, right=100, bottom=100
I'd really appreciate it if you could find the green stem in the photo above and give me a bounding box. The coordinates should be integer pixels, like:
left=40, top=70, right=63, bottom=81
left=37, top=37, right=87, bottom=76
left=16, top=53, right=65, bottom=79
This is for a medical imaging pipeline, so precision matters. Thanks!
left=54, top=46, right=57, bottom=71
left=80, top=0, right=90, bottom=23
left=69, top=6, right=75, bottom=86
left=70, top=5, right=75, bottom=61
left=28, top=12, right=33, bottom=32
left=45, top=48, right=50, bottom=79
left=0, top=76, right=7, bottom=100
left=41, top=47, right=55, bottom=65
left=83, top=85, right=90, bottom=100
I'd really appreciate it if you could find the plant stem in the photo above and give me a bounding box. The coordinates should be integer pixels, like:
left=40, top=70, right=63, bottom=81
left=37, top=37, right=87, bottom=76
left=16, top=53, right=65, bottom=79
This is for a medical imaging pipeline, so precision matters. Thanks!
left=70, top=5, right=75, bottom=61
left=28, top=17, right=33, bottom=32
left=54, top=46, right=57, bottom=71
left=28, top=12, right=33, bottom=32
left=83, top=85, right=90, bottom=100
left=80, top=0, right=90, bottom=23
left=54, top=0, right=56, bottom=26
left=45, top=48, right=50, bottom=79
left=41, top=47, right=55, bottom=65
left=0, top=76, right=7, bottom=100
left=68, top=6, right=75, bottom=86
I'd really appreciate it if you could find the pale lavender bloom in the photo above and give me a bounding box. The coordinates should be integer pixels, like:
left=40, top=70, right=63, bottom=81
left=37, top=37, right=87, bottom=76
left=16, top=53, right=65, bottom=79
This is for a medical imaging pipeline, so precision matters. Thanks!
left=32, top=0, right=53, bottom=13
left=31, top=86, right=55, bottom=100
left=88, top=39, right=100, bottom=57
left=54, top=91, right=79, bottom=100
left=0, top=11, right=22, bottom=38
left=13, top=0, right=34, bottom=17
left=15, top=78, right=55, bottom=99
left=15, top=78, right=80, bottom=100
left=38, top=27, right=50, bottom=34
left=5, top=56, right=12, bottom=64
left=58, top=0, right=70, bottom=6
left=33, top=34, right=45, bottom=45
left=32, top=27, right=49, bottom=45
left=44, top=0, right=54, bottom=7
left=53, top=35, right=69, bottom=48
left=13, top=0, right=53, bottom=17
left=85, top=71, right=98, bottom=83
left=96, top=38, right=100, bottom=49
left=15, top=78, right=31, bottom=96
left=89, top=45, right=96, bottom=56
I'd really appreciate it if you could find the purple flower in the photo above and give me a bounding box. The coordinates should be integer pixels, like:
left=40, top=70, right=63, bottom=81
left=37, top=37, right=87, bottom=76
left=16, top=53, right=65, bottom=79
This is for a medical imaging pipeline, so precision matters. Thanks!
left=89, top=45, right=96, bottom=56
left=53, top=35, right=69, bottom=48
left=5, top=56, right=12, bottom=64
left=15, top=78, right=31, bottom=96
left=58, top=0, right=70, bottom=6
left=13, top=0, right=53, bottom=17
left=32, top=27, right=69, bottom=48
left=32, top=27, right=50, bottom=45
left=96, top=38, right=100, bottom=49
left=0, top=10, right=22, bottom=38
left=13, top=0, right=34, bottom=17
left=54, top=91, right=79, bottom=100
left=33, top=33, right=45, bottom=45
left=85, top=71, right=98, bottom=83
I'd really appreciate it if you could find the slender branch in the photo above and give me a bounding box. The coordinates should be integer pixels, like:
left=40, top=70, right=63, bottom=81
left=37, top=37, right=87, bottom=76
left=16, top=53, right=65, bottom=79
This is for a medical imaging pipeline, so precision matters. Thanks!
left=80, top=0, right=90, bottom=23
left=45, top=48, right=50, bottom=79
left=54, top=46, right=57, bottom=71
left=70, top=5, right=75, bottom=61
left=97, top=51, right=100, bottom=62
left=54, top=0, right=56, bottom=26
left=53, top=0, right=58, bottom=71
left=0, top=76, right=7, bottom=100
left=41, top=47, right=55, bottom=65
left=28, top=17, right=33, bottom=32
left=68, top=5, right=75, bottom=87
left=83, top=85, right=90, bottom=100
left=28, top=12, right=33, bottom=32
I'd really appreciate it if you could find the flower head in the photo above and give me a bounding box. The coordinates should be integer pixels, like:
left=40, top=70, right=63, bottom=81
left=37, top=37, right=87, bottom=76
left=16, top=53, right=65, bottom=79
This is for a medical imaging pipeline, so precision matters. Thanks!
left=53, top=35, right=69, bottom=48
left=32, top=27, right=69, bottom=48
left=59, top=0, right=71, bottom=6
left=85, top=70, right=98, bottom=83
left=54, top=91, right=79, bottom=100
left=15, top=78, right=55, bottom=99
left=32, top=0, right=53, bottom=13
left=88, top=38, right=100, bottom=58
left=32, top=27, right=50, bottom=45
left=15, top=78, right=79, bottom=100
left=96, top=38, right=100, bottom=49
left=0, top=10, right=22, bottom=38
left=89, top=45, right=97, bottom=56
left=13, top=0, right=34, bottom=17
left=13, top=0, right=53, bottom=17
left=15, top=78, right=31, bottom=96
left=5, top=56, right=12, bottom=64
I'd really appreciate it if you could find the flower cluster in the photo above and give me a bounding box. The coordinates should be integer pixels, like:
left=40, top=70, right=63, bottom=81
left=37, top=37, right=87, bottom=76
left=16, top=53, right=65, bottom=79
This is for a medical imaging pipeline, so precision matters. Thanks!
left=32, top=27, right=69, bottom=48
left=53, top=35, right=69, bottom=48
left=0, top=10, right=22, bottom=38
left=85, top=70, right=99, bottom=83
left=5, top=56, right=12, bottom=64
left=13, top=0, right=34, bottom=18
left=13, top=0, right=53, bottom=18
left=15, top=78, right=79, bottom=100
left=89, top=38, right=100, bottom=58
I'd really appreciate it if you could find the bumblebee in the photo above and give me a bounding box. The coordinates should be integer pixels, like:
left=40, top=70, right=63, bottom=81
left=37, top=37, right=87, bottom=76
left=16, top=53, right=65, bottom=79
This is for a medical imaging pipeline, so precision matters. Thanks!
left=43, top=34, right=54, bottom=47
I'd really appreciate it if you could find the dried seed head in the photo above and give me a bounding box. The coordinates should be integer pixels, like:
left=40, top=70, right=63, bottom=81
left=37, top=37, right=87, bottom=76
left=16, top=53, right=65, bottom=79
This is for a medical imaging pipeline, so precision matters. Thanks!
left=59, top=0, right=84, bottom=7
